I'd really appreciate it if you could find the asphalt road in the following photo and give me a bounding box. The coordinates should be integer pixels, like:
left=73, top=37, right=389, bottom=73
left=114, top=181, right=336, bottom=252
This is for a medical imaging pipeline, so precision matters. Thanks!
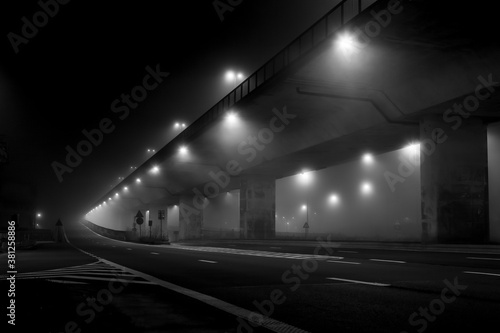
left=5, top=223, right=500, bottom=332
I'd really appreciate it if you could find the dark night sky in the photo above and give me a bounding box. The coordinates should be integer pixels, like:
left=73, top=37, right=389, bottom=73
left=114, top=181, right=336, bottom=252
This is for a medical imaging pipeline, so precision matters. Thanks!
left=0, top=0, right=340, bottom=227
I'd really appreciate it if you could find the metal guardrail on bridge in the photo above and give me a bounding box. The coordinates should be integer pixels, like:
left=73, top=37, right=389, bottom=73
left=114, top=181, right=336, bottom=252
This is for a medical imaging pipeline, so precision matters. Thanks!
left=180, top=0, right=379, bottom=142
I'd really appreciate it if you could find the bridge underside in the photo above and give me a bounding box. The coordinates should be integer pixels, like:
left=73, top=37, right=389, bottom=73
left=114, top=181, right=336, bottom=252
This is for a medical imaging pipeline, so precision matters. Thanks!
left=87, top=0, right=500, bottom=243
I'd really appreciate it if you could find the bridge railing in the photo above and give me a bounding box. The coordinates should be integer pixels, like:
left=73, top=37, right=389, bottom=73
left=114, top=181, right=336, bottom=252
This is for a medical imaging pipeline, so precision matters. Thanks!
left=180, top=0, right=379, bottom=142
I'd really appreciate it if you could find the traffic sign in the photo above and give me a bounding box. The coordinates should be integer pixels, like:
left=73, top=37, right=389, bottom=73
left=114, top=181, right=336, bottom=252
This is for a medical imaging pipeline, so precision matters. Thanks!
left=158, top=209, right=165, bottom=219
left=135, top=210, right=144, bottom=218
left=136, top=217, right=144, bottom=225
left=148, top=220, right=153, bottom=227
left=303, top=222, right=310, bottom=229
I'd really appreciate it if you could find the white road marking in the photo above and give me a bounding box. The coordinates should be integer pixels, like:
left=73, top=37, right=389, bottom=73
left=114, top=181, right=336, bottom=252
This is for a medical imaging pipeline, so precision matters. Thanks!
left=326, top=277, right=391, bottom=287
left=369, top=259, right=406, bottom=264
left=464, top=271, right=500, bottom=277
left=466, top=257, right=500, bottom=261
left=270, top=247, right=281, bottom=249
left=327, top=260, right=360, bottom=265
left=71, top=226, right=312, bottom=332
left=100, top=258, right=310, bottom=333
left=198, top=260, right=217, bottom=264
left=151, top=252, right=160, bottom=255
left=126, top=248, right=132, bottom=251
left=46, top=279, right=88, bottom=285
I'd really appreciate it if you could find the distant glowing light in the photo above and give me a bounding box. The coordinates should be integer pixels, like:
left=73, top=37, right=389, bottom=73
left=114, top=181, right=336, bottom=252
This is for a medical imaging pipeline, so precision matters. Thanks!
left=115, top=193, right=119, bottom=197
left=405, top=142, right=421, bottom=165
left=136, top=178, right=141, bottom=183
left=361, top=182, right=373, bottom=195
left=151, top=166, right=160, bottom=174
left=225, top=112, right=238, bottom=124
left=406, top=142, right=420, bottom=151
left=179, top=146, right=188, bottom=155
left=123, top=186, right=128, bottom=191
left=362, top=153, right=374, bottom=164
left=225, top=70, right=244, bottom=84
left=37, top=213, right=41, bottom=217
left=329, top=194, right=339, bottom=204
left=298, top=170, right=313, bottom=184
left=226, top=70, right=235, bottom=81
left=336, top=32, right=361, bottom=58
left=301, top=204, right=307, bottom=211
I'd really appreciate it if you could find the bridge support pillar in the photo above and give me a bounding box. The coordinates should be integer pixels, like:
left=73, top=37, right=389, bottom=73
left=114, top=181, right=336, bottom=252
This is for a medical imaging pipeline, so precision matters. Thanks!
left=240, top=175, right=276, bottom=239
left=420, top=115, right=488, bottom=243
left=179, top=194, right=204, bottom=240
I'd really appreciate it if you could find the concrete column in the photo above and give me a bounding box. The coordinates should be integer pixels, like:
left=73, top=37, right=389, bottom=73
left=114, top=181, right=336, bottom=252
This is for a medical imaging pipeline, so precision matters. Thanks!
left=179, top=194, right=204, bottom=240
left=488, top=122, right=500, bottom=242
left=240, top=175, right=276, bottom=239
left=420, top=115, right=489, bottom=243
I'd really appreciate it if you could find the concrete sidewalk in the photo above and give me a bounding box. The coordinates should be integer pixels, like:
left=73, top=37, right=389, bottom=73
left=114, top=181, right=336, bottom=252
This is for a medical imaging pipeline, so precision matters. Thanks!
left=175, top=238, right=500, bottom=254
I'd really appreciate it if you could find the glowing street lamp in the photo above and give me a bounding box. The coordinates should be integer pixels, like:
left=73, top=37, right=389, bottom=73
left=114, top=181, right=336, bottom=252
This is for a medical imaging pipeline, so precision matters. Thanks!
left=362, top=153, right=374, bottom=165
left=174, top=122, right=187, bottom=129
left=361, top=181, right=373, bottom=195
left=225, top=70, right=244, bottom=88
left=151, top=166, right=160, bottom=174
left=336, top=32, right=361, bottom=59
left=329, top=194, right=339, bottom=204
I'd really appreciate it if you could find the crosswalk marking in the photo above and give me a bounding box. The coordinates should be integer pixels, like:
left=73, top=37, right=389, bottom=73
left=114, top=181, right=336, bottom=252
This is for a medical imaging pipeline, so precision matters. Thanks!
left=1, top=261, right=155, bottom=285
left=172, top=245, right=340, bottom=261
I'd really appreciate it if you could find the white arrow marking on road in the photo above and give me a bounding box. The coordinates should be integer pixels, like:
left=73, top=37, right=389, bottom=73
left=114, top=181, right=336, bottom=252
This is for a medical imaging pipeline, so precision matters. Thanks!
left=369, top=259, right=406, bottom=264
left=198, top=260, right=217, bottom=264
left=327, top=277, right=391, bottom=287
left=151, top=252, right=159, bottom=255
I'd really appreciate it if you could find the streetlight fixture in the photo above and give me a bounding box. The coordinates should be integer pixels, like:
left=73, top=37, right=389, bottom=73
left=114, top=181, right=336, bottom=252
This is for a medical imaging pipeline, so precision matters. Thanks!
left=225, top=70, right=244, bottom=88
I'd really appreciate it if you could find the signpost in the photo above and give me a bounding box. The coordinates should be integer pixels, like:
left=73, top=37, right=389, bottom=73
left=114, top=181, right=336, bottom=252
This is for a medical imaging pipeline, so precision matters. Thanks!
left=148, top=220, right=153, bottom=239
left=158, top=209, right=165, bottom=240
left=303, top=221, right=309, bottom=239
left=135, top=211, right=144, bottom=238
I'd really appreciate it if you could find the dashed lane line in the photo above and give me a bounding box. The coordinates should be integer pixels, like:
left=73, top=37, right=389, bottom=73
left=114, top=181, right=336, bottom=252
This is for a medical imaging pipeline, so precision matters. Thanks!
left=369, top=259, right=406, bottom=264
left=464, top=271, right=500, bottom=277
left=198, top=260, right=218, bottom=264
left=327, top=260, right=361, bottom=265
left=326, top=277, right=391, bottom=287
left=466, top=257, right=500, bottom=261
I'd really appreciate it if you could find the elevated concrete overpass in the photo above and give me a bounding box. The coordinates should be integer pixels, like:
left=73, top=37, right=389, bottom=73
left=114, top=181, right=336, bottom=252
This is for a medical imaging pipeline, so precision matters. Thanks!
left=86, top=0, right=500, bottom=244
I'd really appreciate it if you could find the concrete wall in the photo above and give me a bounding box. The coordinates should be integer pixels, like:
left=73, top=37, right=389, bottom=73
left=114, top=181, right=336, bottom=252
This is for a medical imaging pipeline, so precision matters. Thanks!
left=276, top=146, right=421, bottom=241
left=85, top=200, right=134, bottom=231
left=203, top=189, right=240, bottom=238
left=488, top=122, right=500, bottom=243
